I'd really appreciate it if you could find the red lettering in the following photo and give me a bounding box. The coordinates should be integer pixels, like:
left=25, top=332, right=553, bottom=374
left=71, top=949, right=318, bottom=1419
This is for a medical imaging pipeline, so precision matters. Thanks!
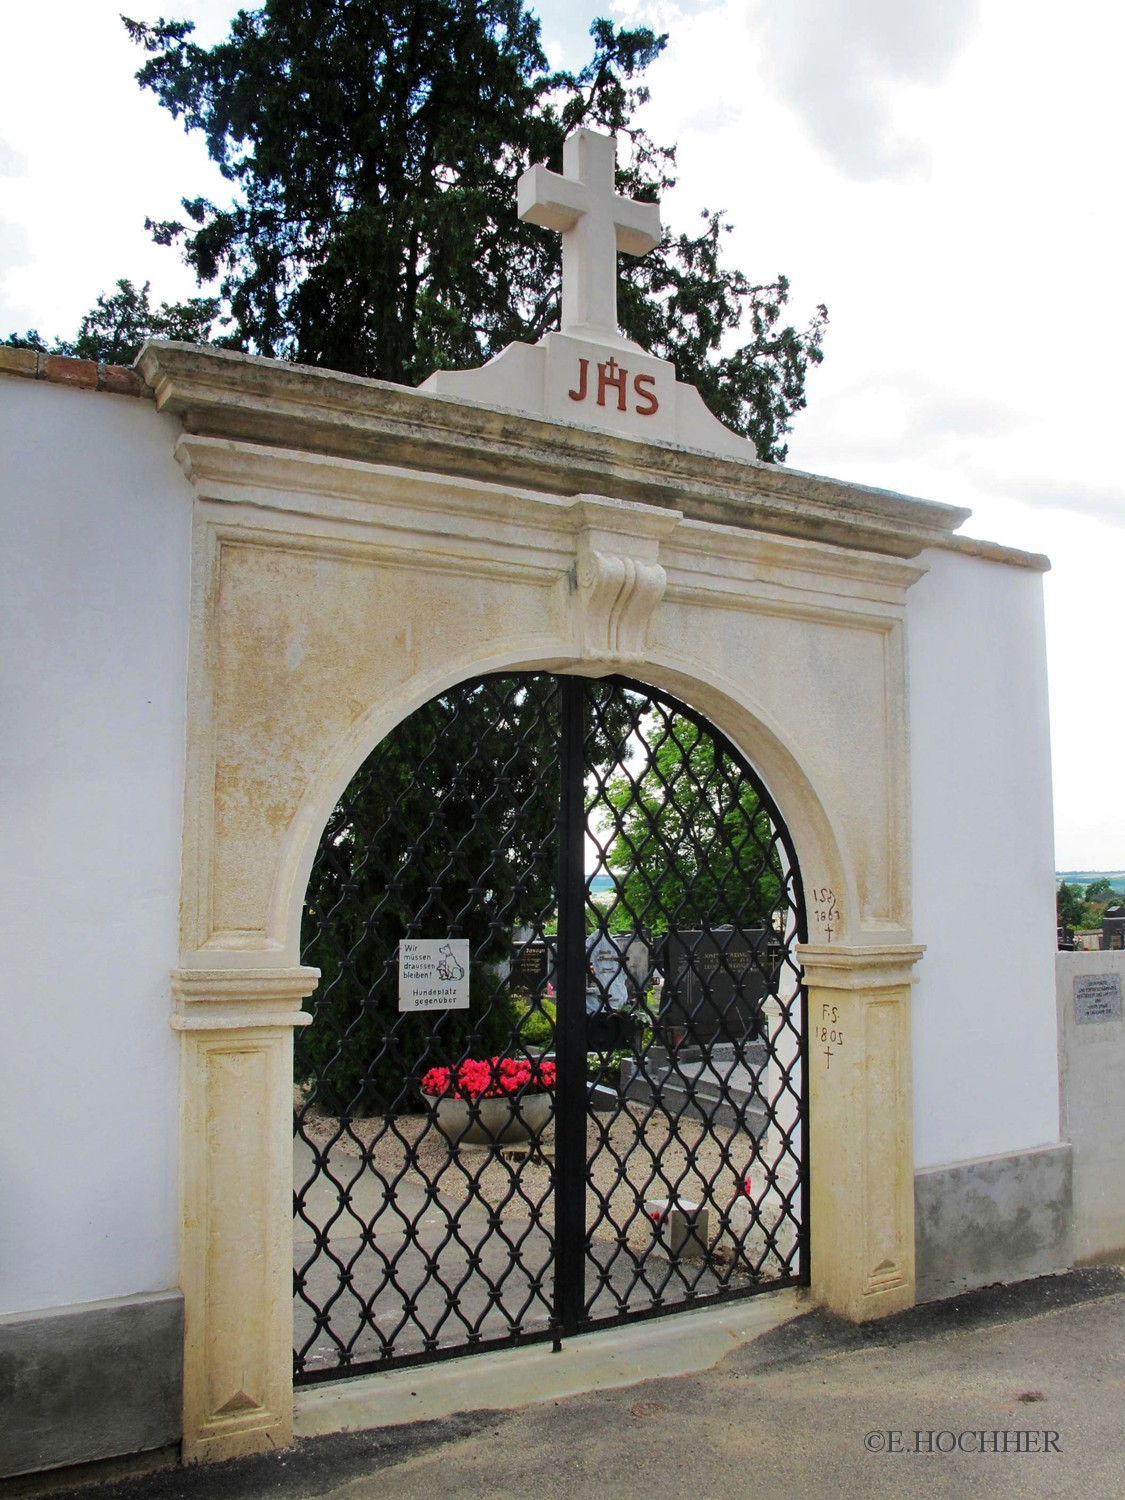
left=633, top=373, right=659, bottom=416
left=597, top=357, right=628, bottom=411
left=568, top=358, right=589, bottom=403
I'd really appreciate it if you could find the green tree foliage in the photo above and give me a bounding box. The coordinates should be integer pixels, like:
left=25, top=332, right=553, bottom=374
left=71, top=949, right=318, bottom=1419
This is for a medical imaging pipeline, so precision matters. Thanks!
left=1084, top=878, right=1116, bottom=903
left=4, top=279, right=217, bottom=364
left=599, top=713, right=783, bottom=936
left=3, top=329, right=50, bottom=351
left=298, top=678, right=557, bottom=1113
left=298, top=676, right=635, bottom=1113
left=61, top=279, right=217, bottom=364
left=116, top=0, right=825, bottom=460
left=1057, top=881, right=1090, bottom=933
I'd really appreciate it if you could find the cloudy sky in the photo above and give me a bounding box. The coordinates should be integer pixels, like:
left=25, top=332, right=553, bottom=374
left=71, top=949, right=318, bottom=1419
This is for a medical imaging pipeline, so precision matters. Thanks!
left=2, top=0, right=1122, bottom=869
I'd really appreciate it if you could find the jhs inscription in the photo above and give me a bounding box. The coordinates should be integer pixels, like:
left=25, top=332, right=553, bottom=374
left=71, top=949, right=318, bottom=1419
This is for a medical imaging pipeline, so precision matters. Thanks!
left=569, top=356, right=659, bottom=415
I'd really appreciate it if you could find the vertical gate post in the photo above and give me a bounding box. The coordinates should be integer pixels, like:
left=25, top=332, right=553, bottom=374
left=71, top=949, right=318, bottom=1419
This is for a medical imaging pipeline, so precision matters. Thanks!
left=554, top=675, right=588, bottom=1341
left=172, top=967, right=319, bottom=1463
left=798, top=944, right=924, bottom=1322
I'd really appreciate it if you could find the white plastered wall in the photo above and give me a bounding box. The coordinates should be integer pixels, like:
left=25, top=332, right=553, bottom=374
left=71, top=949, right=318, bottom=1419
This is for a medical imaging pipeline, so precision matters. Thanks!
left=908, top=546, right=1059, bottom=1168
left=0, top=381, right=190, bottom=1313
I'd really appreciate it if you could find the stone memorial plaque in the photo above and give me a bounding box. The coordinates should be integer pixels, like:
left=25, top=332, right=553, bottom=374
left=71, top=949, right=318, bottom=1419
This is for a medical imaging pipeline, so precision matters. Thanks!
left=1074, top=972, right=1122, bottom=1025
left=398, top=938, right=470, bottom=1012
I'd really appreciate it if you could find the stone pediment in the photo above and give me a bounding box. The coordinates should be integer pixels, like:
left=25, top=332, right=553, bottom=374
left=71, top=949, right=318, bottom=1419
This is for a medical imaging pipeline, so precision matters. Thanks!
left=420, top=330, right=754, bottom=459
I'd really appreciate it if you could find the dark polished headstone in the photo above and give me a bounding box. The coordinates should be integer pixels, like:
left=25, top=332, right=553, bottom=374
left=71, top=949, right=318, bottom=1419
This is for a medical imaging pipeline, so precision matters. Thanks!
left=656, top=927, right=777, bottom=1043
left=511, top=938, right=550, bottom=991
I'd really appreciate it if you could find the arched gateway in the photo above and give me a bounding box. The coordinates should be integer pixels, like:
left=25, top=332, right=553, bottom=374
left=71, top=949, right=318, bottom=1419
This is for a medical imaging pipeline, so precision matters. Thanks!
left=294, top=673, right=807, bottom=1377
left=150, top=126, right=958, bottom=1460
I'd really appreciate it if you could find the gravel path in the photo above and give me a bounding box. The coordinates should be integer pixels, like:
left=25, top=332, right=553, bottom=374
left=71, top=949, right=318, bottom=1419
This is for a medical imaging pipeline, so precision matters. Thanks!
left=296, top=1096, right=780, bottom=1259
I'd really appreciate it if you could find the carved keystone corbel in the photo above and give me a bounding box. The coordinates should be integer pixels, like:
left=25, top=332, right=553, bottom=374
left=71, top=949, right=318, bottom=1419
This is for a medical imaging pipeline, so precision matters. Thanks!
left=576, top=548, right=666, bottom=662
left=569, top=493, right=681, bottom=664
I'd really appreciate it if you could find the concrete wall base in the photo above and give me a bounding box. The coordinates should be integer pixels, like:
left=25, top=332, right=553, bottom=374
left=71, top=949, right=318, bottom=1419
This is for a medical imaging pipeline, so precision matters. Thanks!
left=0, top=1291, right=182, bottom=1479
left=915, top=1144, right=1073, bottom=1303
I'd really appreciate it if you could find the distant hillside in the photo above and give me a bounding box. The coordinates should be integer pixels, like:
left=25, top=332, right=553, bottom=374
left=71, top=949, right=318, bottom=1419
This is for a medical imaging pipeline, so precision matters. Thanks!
left=1058, top=871, right=1125, bottom=894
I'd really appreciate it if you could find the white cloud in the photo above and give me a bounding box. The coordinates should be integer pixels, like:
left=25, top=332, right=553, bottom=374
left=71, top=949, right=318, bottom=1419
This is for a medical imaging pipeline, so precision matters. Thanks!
left=975, top=474, right=1125, bottom=529
left=0, top=219, right=29, bottom=270
left=0, top=137, right=27, bottom=176
left=753, top=0, right=981, bottom=179
left=0, top=220, right=31, bottom=324
left=0, top=2, right=233, bottom=335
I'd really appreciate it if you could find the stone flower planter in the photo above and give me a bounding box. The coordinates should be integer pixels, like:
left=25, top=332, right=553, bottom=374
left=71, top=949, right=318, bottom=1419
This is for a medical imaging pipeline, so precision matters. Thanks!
left=425, top=1091, right=553, bottom=1147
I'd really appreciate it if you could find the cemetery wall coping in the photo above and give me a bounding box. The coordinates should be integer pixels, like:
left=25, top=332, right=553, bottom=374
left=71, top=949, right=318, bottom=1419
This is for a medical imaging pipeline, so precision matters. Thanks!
left=934, top=532, right=1050, bottom=573
left=136, top=340, right=970, bottom=561
left=0, top=343, right=150, bottom=397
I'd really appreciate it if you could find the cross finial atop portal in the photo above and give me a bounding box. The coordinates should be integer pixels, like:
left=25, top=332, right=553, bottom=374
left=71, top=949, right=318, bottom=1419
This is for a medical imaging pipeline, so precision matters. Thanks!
left=518, top=128, right=662, bottom=344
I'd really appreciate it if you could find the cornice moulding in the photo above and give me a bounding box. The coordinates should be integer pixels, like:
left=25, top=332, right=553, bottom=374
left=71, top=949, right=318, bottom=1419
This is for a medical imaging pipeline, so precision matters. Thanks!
left=140, top=342, right=970, bottom=560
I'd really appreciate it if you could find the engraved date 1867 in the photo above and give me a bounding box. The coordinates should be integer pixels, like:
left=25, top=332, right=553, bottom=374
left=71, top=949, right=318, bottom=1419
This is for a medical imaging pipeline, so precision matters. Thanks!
left=810, top=885, right=839, bottom=943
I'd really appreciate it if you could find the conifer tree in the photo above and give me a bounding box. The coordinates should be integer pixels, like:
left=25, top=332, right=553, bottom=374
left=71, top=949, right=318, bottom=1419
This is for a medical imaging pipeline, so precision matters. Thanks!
left=116, top=0, right=825, bottom=461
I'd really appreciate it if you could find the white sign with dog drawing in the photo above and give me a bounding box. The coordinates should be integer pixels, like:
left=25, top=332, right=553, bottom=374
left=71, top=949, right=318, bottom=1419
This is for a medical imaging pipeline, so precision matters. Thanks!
left=398, top=938, right=470, bottom=1011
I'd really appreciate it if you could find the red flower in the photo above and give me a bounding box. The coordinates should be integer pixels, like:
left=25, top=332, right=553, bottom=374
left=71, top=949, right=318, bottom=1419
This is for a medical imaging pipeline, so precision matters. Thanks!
left=421, top=1055, right=556, bottom=1101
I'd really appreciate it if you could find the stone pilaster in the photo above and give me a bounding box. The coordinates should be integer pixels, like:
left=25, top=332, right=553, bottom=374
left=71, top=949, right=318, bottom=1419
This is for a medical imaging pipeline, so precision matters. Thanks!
left=798, top=943, right=924, bottom=1321
left=172, top=966, right=318, bottom=1463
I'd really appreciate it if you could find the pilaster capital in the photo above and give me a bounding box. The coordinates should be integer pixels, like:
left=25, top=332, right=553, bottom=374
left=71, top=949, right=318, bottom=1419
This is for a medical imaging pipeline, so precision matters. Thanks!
left=797, top=943, right=925, bottom=993
left=170, top=965, right=320, bottom=1031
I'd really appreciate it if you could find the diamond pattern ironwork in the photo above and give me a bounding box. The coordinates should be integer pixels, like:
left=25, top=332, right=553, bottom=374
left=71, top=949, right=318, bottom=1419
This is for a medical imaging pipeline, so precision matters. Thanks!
left=294, top=673, right=806, bottom=1382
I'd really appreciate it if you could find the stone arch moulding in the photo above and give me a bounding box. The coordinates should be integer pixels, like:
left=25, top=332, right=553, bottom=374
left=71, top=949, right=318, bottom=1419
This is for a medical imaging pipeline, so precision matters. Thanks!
left=271, top=650, right=856, bottom=977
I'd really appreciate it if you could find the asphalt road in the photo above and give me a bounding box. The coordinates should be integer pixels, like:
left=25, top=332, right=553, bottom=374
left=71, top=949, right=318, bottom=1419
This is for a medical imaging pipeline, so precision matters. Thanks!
left=21, top=1267, right=1125, bottom=1500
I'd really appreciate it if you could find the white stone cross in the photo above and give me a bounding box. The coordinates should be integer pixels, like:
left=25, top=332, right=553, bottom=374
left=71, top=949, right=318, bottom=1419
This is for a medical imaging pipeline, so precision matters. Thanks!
left=518, top=127, right=662, bottom=344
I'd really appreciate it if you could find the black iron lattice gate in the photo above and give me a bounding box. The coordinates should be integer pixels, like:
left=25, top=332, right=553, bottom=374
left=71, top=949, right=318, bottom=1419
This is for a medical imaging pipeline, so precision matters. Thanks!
left=294, top=674, right=807, bottom=1381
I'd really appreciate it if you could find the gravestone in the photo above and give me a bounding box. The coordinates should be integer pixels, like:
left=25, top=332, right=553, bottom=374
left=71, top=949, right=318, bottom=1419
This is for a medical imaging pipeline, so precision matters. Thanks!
left=586, top=931, right=629, bottom=1008
left=1102, top=905, right=1125, bottom=951
left=511, top=938, right=550, bottom=994
left=615, top=932, right=652, bottom=1000
left=656, top=928, right=775, bottom=1043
